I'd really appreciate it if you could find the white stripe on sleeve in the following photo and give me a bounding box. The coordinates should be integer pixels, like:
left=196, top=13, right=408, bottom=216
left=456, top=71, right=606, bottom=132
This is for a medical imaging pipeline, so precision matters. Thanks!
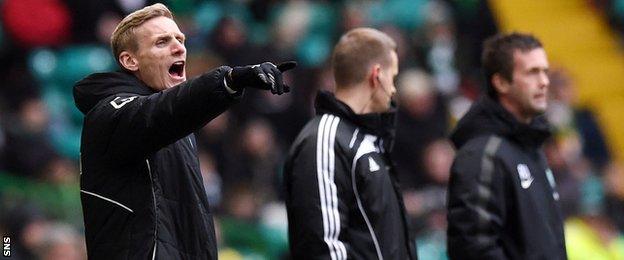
left=316, top=114, right=346, bottom=260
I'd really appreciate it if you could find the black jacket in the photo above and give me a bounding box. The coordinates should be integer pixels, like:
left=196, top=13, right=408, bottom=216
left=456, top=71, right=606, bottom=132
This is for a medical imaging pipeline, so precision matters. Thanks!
left=447, top=96, right=567, bottom=259
left=73, top=68, right=240, bottom=259
left=284, top=91, right=417, bottom=260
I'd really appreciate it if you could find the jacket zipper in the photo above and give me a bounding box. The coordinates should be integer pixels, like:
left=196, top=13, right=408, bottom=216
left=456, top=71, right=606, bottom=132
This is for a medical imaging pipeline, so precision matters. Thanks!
left=146, top=159, right=157, bottom=260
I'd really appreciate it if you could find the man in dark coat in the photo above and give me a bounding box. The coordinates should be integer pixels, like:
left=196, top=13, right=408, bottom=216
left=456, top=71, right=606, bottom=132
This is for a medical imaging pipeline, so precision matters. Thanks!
left=447, top=32, right=567, bottom=259
left=284, top=28, right=417, bottom=260
left=73, top=4, right=295, bottom=259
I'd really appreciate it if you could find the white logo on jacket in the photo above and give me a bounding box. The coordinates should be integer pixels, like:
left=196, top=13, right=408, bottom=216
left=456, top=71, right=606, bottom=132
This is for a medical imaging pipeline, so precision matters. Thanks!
left=110, top=96, right=138, bottom=109
left=368, top=157, right=380, bottom=172
left=517, top=164, right=534, bottom=189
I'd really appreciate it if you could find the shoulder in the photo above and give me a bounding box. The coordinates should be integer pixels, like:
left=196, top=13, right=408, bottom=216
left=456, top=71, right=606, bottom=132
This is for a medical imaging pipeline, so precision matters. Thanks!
left=75, top=71, right=140, bottom=92
left=288, top=114, right=357, bottom=159
left=452, top=135, right=510, bottom=175
left=452, top=134, right=523, bottom=183
left=296, top=113, right=356, bottom=142
left=74, top=70, right=151, bottom=115
left=86, top=93, right=143, bottom=117
left=456, top=134, right=508, bottom=157
left=83, top=71, right=132, bottom=81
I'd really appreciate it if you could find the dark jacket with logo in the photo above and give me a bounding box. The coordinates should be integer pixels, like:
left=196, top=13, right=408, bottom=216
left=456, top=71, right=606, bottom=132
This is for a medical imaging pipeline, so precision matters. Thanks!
left=73, top=68, right=239, bottom=260
left=447, top=96, right=567, bottom=260
left=284, top=91, right=417, bottom=260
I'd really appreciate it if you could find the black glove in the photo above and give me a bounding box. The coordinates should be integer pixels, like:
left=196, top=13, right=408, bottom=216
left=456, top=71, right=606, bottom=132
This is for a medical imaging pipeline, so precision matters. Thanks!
left=226, top=61, right=297, bottom=95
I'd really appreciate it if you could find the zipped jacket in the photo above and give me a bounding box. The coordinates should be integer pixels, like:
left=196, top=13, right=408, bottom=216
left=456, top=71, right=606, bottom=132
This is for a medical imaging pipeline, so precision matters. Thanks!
left=284, top=91, right=417, bottom=260
left=447, top=96, right=567, bottom=259
left=73, top=68, right=239, bottom=259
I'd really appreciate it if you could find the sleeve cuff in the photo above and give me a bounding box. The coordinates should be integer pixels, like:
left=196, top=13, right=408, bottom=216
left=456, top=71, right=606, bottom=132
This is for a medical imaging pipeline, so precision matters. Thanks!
left=223, top=76, right=238, bottom=94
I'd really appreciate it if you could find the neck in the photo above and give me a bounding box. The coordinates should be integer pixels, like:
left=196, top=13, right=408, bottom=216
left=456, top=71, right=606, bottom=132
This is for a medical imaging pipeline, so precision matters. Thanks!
left=498, top=96, right=532, bottom=124
left=335, top=83, right=373, bottom=114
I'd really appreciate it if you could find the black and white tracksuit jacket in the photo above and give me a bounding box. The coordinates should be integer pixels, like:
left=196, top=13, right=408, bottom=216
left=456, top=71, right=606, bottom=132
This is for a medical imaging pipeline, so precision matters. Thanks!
left=447, top=96, right=567, bottom=259
left=73, top=68, right=240, bottom=259
left=284, top=91, right=417, bottom=260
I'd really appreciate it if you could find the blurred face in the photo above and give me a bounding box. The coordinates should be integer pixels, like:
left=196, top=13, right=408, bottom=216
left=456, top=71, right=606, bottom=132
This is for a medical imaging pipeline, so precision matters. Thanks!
left=126, top=16, right=187, bottom=91
left=423, top=139, right=455, bottom=184
left=370, top=51, right=398, bottom=113
left=499, top=48, right=550, bottom=122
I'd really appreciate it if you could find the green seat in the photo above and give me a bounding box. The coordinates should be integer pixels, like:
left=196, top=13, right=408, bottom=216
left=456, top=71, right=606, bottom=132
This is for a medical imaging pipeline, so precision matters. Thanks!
left=194, top=1, right=224, bottom=35
left=307, top=2, right=337, bottom=36
left=368, top=0, right=428, bottom=31
left=56, top=45, right=115, bottom=88
left=42, top=86, right=81, bottom=160
left=296, top=34, right=331, bottom=67
left=29, top=48, right=59, bottom=83
left=30, top=45, right=112, bottom=160
left=614, top=0, right=624, bottom=22
left=0, top=172, right=82, bottom=225
left=29, top=45, right=115, bottom=92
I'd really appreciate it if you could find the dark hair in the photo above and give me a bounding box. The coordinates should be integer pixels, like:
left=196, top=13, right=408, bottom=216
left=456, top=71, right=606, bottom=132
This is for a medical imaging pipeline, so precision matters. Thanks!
left=481, top=32, right=543, bottom=99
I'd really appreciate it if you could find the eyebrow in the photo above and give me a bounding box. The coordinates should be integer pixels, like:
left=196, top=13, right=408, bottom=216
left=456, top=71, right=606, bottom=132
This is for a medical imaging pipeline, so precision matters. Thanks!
left=529, top=65, right=548, bottom=70
left=154, top=33, right=186, bottom=42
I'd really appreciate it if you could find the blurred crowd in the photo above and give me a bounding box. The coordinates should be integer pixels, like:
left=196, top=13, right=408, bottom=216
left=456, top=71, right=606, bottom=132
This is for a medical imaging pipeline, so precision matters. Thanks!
left=0, top=0, right=623, bottom=259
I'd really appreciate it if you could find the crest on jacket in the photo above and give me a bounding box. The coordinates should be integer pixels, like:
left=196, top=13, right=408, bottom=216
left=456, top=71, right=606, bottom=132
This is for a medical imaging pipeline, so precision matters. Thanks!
left=517, top=164, right=534, bottom=189
left=368, top=157, right=380, bottom=172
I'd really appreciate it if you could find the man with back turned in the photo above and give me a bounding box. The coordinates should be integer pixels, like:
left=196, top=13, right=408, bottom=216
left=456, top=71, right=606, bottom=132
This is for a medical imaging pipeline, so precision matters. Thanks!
left=284, top=28, right=417, bottom=259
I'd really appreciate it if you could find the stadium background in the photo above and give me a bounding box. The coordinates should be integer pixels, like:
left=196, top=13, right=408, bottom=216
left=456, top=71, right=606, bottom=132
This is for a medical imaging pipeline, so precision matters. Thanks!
left=1, top=0, right=624, bottom=259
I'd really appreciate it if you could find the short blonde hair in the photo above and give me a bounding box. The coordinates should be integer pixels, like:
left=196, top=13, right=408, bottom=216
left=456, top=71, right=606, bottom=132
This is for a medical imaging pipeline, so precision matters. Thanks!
left=110, top=3, right=173, bottom=63
left=331, top=28, right=397, bottom=88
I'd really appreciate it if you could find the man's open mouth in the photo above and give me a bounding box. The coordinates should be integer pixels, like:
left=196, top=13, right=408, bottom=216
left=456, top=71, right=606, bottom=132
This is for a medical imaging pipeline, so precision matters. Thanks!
left=169, top=61, right=185, bottom=78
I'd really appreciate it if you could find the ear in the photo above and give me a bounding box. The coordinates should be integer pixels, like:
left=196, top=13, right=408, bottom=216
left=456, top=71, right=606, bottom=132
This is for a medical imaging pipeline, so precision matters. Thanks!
left=118, top=51, right=139, bottom=72
left=492, top=73, right=511, bottom=95
left=368, top=64, right=382, bottom=88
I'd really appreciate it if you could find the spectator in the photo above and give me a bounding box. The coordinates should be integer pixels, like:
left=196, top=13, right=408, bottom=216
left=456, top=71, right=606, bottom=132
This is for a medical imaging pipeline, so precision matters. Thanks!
left=35, top=223, right=85, bottom=260
left=393, top=69, right=450, bottom=189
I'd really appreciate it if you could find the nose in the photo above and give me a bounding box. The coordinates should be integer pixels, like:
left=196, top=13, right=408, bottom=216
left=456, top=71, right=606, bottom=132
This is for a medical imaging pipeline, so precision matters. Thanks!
left=171, top=40, right=186, bottom=56
left=540, top=71, right=549, bottom=88
left=390, top=84, right=397, bottom=96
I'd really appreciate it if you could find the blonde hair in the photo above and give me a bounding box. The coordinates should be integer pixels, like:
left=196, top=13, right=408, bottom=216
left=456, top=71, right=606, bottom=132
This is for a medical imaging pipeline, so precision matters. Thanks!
left=110, top=3, right=173, bottom=63
left=331, top=28, right=397, bottom=88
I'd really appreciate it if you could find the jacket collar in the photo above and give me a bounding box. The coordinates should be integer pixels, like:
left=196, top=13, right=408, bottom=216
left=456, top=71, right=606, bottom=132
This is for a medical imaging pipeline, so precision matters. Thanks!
left=450, top=95, right=551, bottom=149
left=314, top=90, right=397, bottom=142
